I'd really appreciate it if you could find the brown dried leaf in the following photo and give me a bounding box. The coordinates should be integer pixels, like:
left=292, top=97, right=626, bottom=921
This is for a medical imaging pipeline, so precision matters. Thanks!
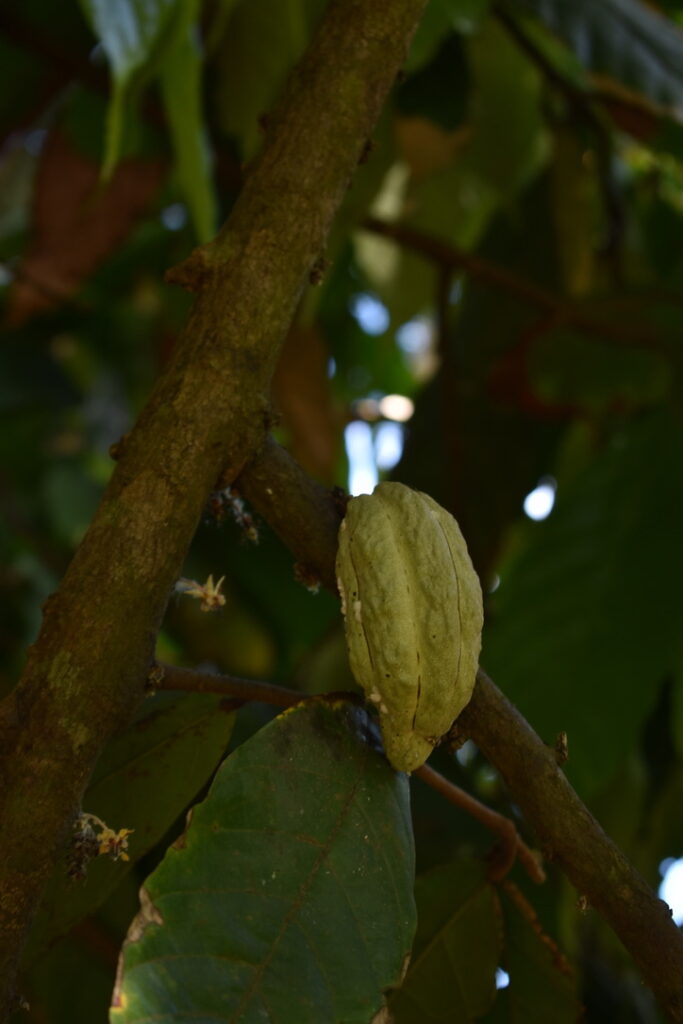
left=272, top=324, right=341, bottom=483
left=5, top=128, right=165, bottom=325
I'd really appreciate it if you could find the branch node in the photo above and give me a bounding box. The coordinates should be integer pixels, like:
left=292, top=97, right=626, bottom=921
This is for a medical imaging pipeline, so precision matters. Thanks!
left=357, top=138, right=374, bottom=165
left=309, top=255, right=329, bottom=285
left=165, top=247, right=211, bottom=292
left=293, top=562, right=321, bottom=594
left=332, top=485, right=349, bottom=518
left=146, top=662, right=166, bottom=695
left=445, top=719, right=469, bottom=753
left=108, top=432, right=129, bottom=461
left=554, top=730, right=569, bottom=764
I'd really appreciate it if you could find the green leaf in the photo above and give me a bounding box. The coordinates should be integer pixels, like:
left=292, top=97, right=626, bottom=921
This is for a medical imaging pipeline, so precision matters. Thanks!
left=464, top=17, right=547, bottom=197
left=25, top=691, right=234, bottom=961
left=111, top=700, right=415, bottom=1023
left=513, top=0, right=683, bottom=110
left=78, top=0, right=181, bottom=176
left=158, top=1, right=217, bottom=241
left=530, top=329, right=672, bottom=413
left=357, top=161, right=497, bottom=324
left=43, top=460, right=103, bottom=547
left=397, top=34, right=471, bottom=130
left=485, top=884, right=579, bottom=1023
left=213, top=0, right=318, bottom=160
left=484, top=409, right=683, bottom=795
left=79, top=0, right=178, bottom=81
left=390, top=859, right=500, bottom=1023
left=20, top=870, right=142, bottom=1023
left=406, top=0, right=491, bottom=72
left=444, top=0, right=491, bottom=35
left=79, top=0, right=215, bottom=235
left=673, top=669, right=683, bottom=759
left=358, top=15, right=546, bottom=322
left=406, top=2, right=456, bottom=71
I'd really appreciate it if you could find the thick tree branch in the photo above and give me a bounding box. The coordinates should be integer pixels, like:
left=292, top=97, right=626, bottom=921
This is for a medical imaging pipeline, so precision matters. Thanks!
left=238, top=440, right=683, bottom=1023
left=236, top=434, right=345, bottom=592
left=459, top=672, right=683, bottom=1022
left=0, top=0, right=427, bottom=1012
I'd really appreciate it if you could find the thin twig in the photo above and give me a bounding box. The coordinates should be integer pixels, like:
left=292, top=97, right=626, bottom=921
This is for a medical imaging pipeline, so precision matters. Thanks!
left=155, top=663, right=305, bottom=710
left=363, top=215, right=559, bottom=311
left=501, top=879, right=574, bottom=978
left=362, top=216, right=664, bottom=350
left=415, top=763, right=545, bottom=884
left=155, top=662, right=544, bottom=884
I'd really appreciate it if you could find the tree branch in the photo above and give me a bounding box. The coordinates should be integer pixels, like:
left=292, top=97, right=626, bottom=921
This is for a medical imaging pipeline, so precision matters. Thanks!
left=0, top=0, right=428, bottom=1011
left=415, top=763, right=545, bottom=885
left=156, top=662, right=305, bottom=711
left=233, top=435, right=344, bottom=593
left=362, top=216, right=665, bottom=351
left=237, top=440, right=683, bottom=1023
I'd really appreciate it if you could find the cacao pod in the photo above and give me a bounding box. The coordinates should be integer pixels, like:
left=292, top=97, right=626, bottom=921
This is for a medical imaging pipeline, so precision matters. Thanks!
left=336, top=482, right=483, bottom=772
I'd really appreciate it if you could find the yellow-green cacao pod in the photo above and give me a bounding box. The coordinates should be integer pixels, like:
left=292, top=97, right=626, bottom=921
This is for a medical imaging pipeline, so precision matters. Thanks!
left=336, top=482, right=483, bottom=773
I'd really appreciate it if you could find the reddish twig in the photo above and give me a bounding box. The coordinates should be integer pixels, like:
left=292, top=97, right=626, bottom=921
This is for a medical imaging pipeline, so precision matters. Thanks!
left=501, top=878, right=574, bottom=979
left=415, top=763, right=545, bottom=885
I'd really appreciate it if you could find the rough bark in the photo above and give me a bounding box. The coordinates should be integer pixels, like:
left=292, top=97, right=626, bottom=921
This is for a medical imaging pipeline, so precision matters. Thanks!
left=0, top=0, right=427, bottom=1013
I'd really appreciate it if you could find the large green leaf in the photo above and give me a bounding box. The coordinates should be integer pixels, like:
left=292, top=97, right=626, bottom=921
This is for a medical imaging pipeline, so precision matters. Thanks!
left=357, top=14, right=545, bottom=323
left=111, top=700, right=415, bottom=1023
left=398, top=174, right=564, bottom=581
left=485, top=884, right=579, bottom=1023
left=79, top=0, right=180, bottom=176
left=79, top=0, right=215, bottom=235
left=389, top=857, right=579, bottom=1024
left=464, top=17, right=547, bottom=197
left=529, top=329, right=672, bottom=414
left=357, top=161, right=496, bottom=325
left=513, top=0, right=683, bottom=110
left=408, top=0, right=491, bottom=68
left=675, top=670, right=683, bottom=760
left=390, top=859, right=500, bottom=1022
left=43, top=459, right=104, bottom=547
left=444, top=0, right=491, bottom=34
left=25, top=691, right=234, bottom=961
left=483, top=408, right=683, bottom=794
left=213, top=0, right=324, bottom=160
left=158, top=0, right=217, bottom=241
left=79, top=0, right=178, bottom=82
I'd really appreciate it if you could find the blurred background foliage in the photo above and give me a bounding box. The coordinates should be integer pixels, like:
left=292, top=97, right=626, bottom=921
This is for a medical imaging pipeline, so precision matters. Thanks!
left=3, top=0, right=683, bottom=1019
